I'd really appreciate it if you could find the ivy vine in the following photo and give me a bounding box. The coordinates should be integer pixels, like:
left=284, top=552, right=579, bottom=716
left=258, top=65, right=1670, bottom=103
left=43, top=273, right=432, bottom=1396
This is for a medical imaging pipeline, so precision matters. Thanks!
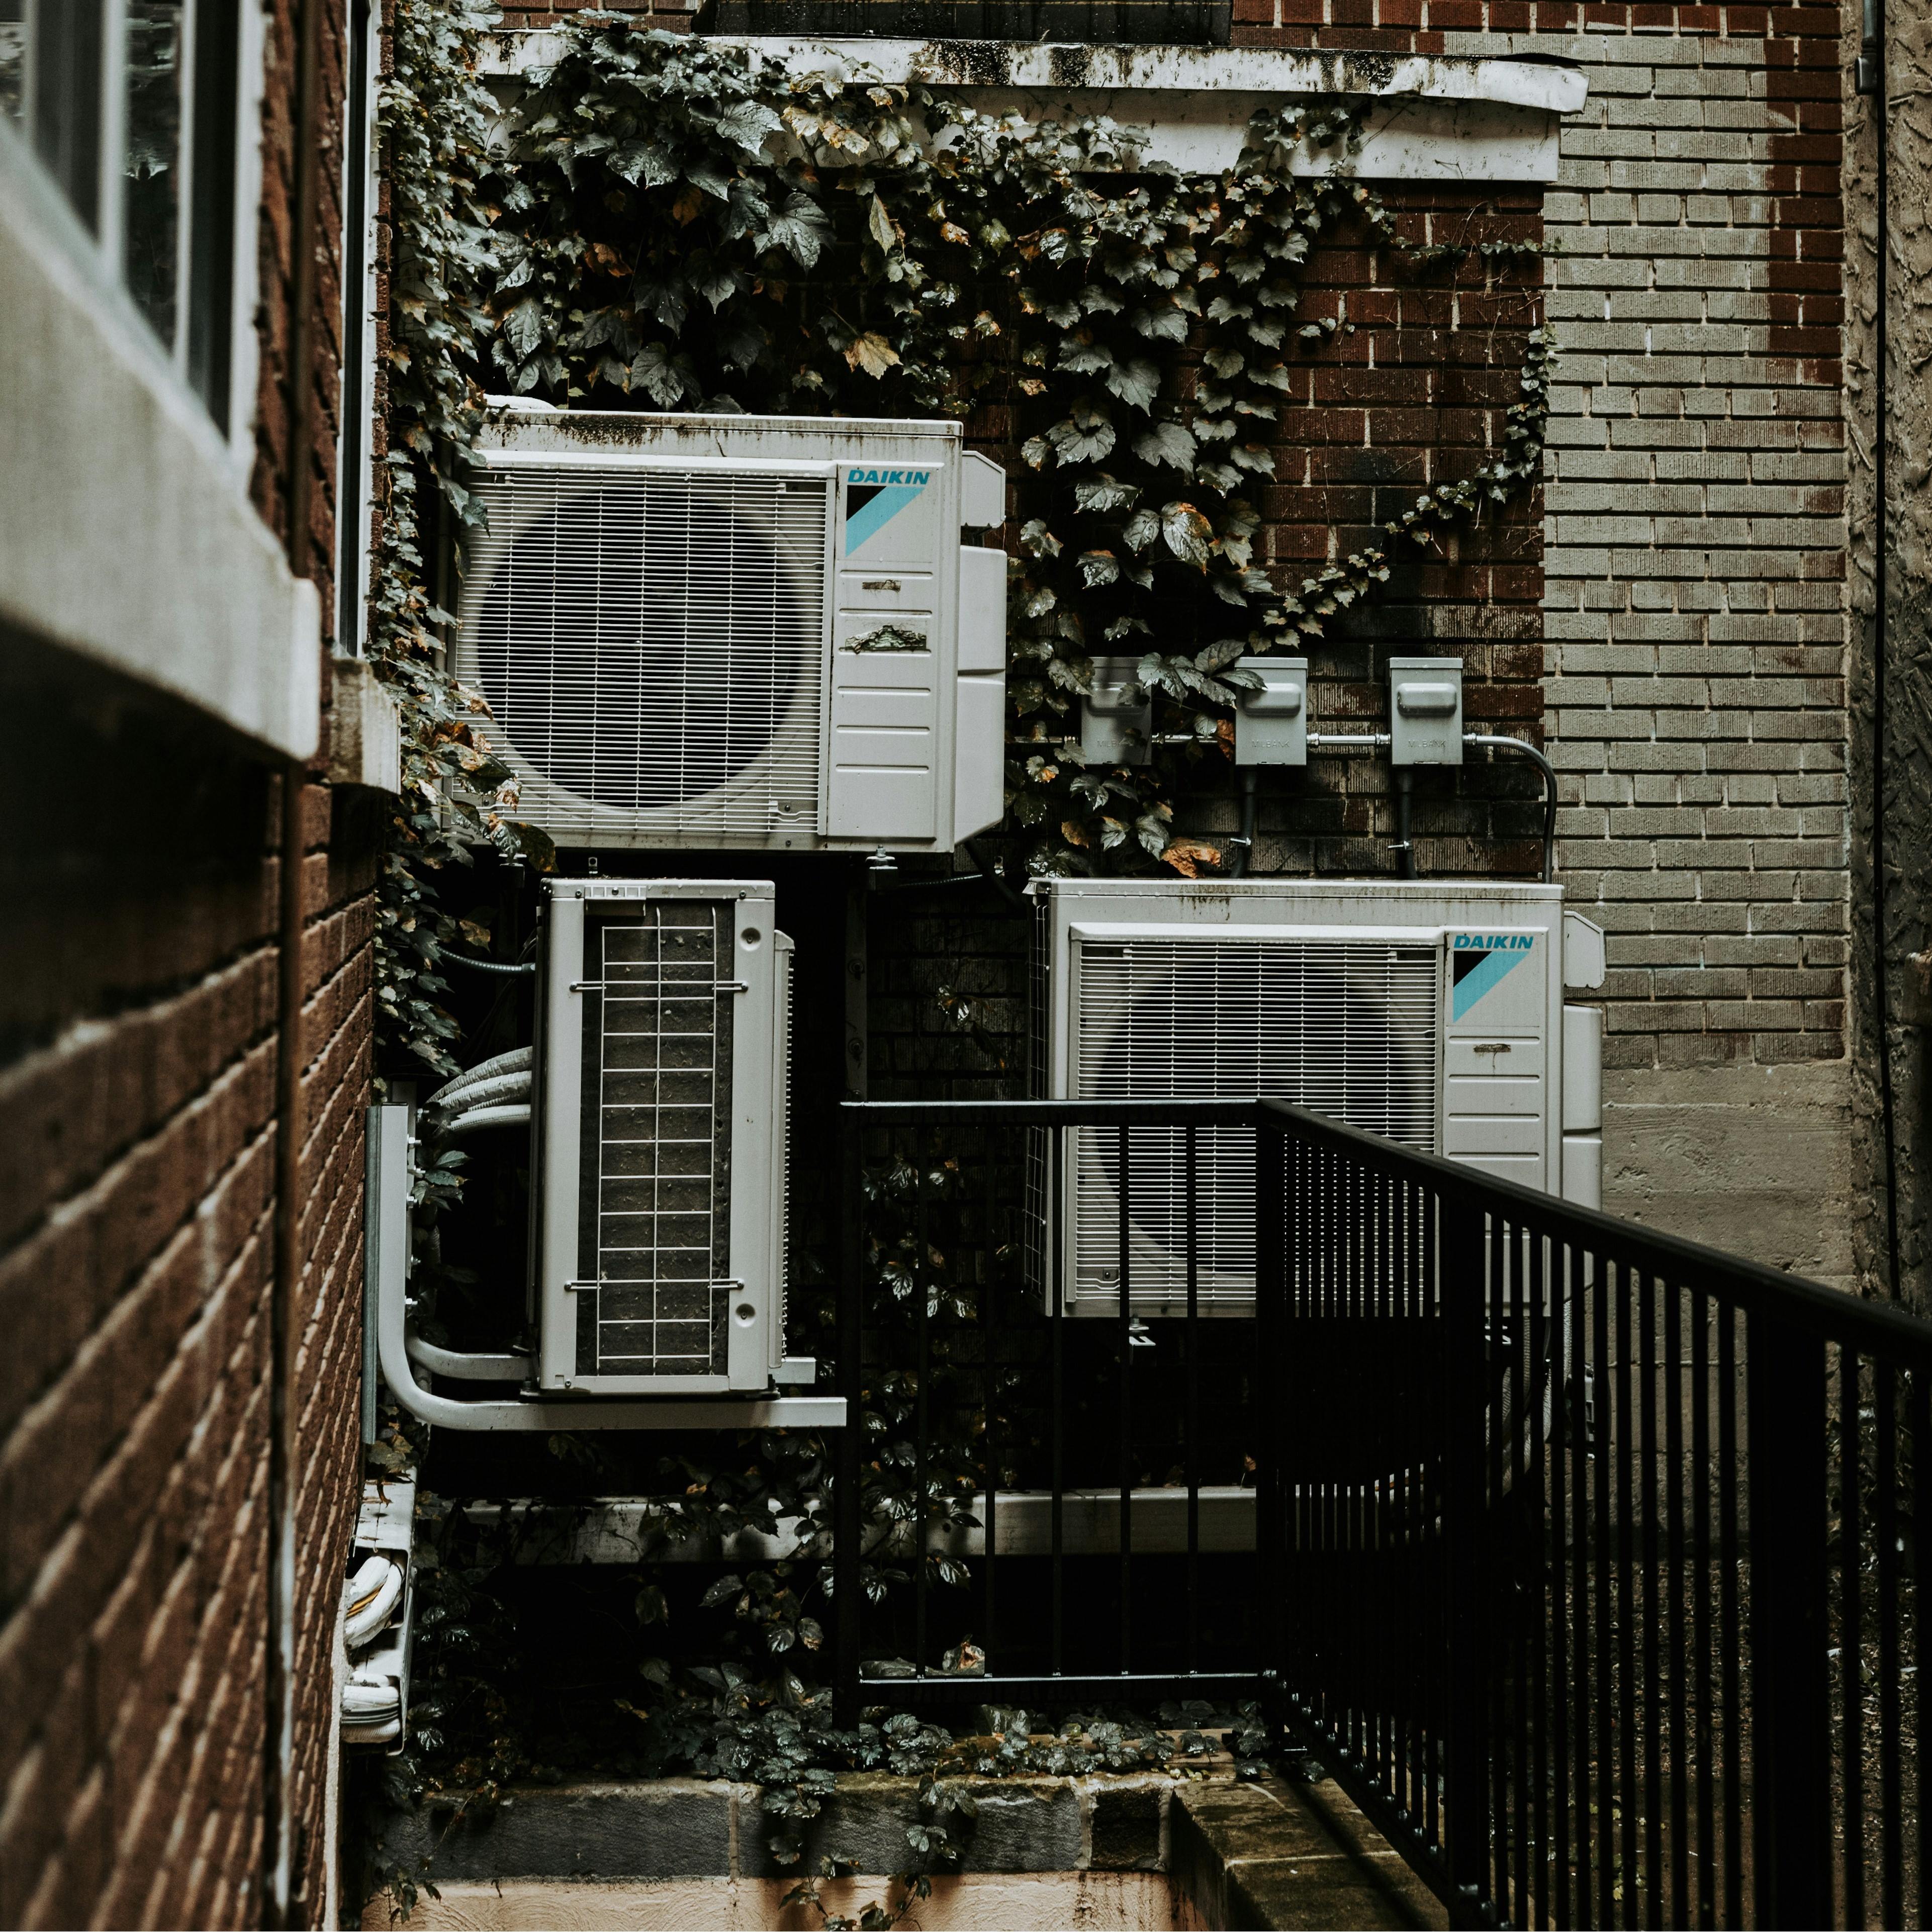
left=369, top=0, right=548, bottom=1088
left=362, top=12, right=1555, bottom=1914
left=485, top=20, right=1553, bottom=879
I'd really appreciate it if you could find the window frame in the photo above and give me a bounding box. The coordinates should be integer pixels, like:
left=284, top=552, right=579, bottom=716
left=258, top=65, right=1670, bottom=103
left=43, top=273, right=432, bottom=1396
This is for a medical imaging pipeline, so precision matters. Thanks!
left=3, top=0, right=264, bottom=470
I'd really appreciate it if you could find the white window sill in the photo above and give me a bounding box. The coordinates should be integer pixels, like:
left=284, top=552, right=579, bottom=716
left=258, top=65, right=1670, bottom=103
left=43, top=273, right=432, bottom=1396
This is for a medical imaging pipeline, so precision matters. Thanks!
left=0, top=121, right=320, bottom=762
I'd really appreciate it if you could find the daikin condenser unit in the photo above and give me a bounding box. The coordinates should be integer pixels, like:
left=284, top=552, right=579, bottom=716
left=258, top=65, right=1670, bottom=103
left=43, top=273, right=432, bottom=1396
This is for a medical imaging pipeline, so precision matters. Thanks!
left=453, top=408, right=1008, bottom=855
left=1029, top=878, right=1606, bottom=1317
left=369, top=879, right=841, bottom=1432
left=533, top=879, right=792, bottom=1393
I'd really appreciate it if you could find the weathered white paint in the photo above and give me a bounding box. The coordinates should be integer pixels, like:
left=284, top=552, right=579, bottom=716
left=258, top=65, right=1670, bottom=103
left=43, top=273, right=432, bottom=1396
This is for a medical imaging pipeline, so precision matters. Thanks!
left=485, top=35, right=1586, bottom=180
left=328, top=656, right=404, bottom=794
left=0, top=120, right=320, bottom=761
left=363, top=1872, right=1182, bottom=1930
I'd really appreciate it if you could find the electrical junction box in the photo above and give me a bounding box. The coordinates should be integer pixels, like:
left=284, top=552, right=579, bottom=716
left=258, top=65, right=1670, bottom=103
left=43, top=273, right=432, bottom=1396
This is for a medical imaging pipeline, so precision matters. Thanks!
left=1389, top=657, right=1464, bottom=766
left=1080, top=655, right=1152, bottom=766
left=455, top=409, right=1007, bottom=855
left=1232, top=655, right=1308, bottom=766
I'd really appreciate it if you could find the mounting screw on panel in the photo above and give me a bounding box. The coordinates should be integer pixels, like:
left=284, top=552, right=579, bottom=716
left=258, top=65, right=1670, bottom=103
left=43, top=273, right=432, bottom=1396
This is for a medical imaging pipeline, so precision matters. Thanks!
left=1081, top=656, right=1153, bottom=766
left=1388, top=657, right=1464, bottom=767
left=1233, top=655, right=1309, bottom=767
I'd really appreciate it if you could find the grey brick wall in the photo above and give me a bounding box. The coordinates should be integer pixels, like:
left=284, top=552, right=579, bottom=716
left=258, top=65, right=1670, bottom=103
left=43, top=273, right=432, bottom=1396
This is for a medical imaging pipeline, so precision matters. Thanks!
left=1438, top=10, right=1856, bottom=1277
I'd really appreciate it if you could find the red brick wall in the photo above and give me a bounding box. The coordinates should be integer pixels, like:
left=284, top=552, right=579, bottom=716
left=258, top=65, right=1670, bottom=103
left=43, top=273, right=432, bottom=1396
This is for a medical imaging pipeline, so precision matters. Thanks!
left=0, top=0, right=375, bottom=1921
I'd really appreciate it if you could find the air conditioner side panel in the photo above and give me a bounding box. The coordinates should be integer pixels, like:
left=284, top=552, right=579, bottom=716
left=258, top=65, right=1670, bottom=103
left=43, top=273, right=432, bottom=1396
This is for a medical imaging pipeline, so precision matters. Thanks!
left=537, top=895, right=587, bottom=1389
left=1441, top=924, right=1553, bottom=1192
left=826, top=650, right=940, bottom=839
left=726, top=897, right=781, bottom=1390
left=953, top=674, right=1006, bottom=844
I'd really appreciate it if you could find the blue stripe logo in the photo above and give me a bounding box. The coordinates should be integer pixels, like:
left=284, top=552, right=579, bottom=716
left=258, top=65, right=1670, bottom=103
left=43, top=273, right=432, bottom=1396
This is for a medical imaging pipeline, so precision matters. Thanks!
left=1450, top=933, right=1534, bottom=1021
left=845, top=467, right=932, bottom=551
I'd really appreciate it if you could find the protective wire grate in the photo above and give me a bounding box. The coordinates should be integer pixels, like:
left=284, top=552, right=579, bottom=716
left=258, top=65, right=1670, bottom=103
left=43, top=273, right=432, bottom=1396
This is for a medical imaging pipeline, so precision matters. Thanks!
left=1071, top=938, right=1440, bottom=1305
left=576, top=901, right=734, bottom=1376
left=459, top=466, right=828, bottom=839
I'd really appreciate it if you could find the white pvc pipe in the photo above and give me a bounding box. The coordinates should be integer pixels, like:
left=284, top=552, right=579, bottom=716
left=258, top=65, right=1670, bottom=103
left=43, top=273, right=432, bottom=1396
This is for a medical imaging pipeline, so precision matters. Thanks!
left=370, top=1105, right=845, bottom=1433
left=405, top=1331, right=529, bottom=1382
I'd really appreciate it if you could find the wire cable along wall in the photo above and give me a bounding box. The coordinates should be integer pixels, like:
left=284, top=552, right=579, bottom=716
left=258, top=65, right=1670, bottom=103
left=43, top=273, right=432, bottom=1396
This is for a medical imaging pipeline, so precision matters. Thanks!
left=835, top=1096, right=1932, bottom=1929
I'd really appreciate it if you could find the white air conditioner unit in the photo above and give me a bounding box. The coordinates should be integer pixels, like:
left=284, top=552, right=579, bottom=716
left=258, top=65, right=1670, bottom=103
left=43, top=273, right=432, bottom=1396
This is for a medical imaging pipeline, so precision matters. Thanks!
left=533, top=878, right=792, bottom=1393
left=1028, top=878, right=1606, bottom=1317
left=454, top=408, right=1008, bottom=855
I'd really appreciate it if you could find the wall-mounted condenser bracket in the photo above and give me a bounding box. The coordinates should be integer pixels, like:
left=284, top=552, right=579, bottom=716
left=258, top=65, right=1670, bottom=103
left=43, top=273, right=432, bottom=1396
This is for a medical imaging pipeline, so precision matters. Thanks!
left=365, top=1106, right=844, bottom=1432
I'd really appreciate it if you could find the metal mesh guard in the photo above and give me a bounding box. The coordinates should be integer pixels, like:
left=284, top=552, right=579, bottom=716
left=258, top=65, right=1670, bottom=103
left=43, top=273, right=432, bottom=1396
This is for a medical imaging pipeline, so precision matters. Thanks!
left=461, top=466, right=827, bottom=840
left=578, top=901, right=734, bottom=1376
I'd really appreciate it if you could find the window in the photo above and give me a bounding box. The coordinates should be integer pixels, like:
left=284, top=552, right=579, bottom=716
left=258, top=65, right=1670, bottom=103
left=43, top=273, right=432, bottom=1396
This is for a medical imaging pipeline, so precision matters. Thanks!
left=336, top=0, right=380, bottom=655
left=1, top=0, right=246, bottom=430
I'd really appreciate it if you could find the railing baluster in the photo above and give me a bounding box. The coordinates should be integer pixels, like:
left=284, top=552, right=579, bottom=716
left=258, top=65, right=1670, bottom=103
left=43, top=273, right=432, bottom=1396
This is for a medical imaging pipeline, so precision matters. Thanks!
left=1553, top=1241, right=1577, bottom=1931
left=1693, top=1285, right=1715, bottom=1932
left=1596, top=1253, right=1616, bottom=1932
left=1443, top=1190, right=1491, bottom=1907
left=835, top=1113, right=863, bottom=1725
left=1051, top=1122, right=1064, bottom=1680
left=1531, top=1226, right=1551, bottom=1932
left=1117, top=1122, right=1132, bottom=1675
left=1666, top=1279, right=1688, bottom=1932
left=1512, top=1222, right=1534, bottom=1925
left=1749, top=1310, right=1830, bottom=1930
left=1879, top=1357, right=1903, bottom=1926
left=1617, top=1263, right=1639, bottom=1930
left=915, top=1139, right=930, bottom=1678
left=1718, top=1297, right=1743, bottom=1927
left=1185, top=1122, right=1200, bottom=1678
left=1641, top=1269, right=1662, bottom=1930
left=1911, top=1369, right=1930, bottom=1932
left=1841, top=1343, right=1864, bottom=1932
left=1257, top=1121, right=1285, bottom=1743
left=982, top=1123, right=999, bottom=1672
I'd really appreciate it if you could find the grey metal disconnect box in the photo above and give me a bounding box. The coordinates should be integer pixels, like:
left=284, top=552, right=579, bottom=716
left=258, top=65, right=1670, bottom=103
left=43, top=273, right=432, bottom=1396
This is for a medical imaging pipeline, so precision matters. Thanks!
left=1389, top=656, right=1464, bottom=766
left=1233, top=654, right=1308, bottom=766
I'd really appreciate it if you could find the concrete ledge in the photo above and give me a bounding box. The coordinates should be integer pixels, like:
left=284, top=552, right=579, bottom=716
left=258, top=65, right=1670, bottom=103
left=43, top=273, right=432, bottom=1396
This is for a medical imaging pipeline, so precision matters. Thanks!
left=1171, top=1781, right=1446, bottom=1931
left=381, top=1773, right=1146, bottom=1882
left=364, top=1872, right=1180, bottom=1929
left=376, top=1771, right=1447, bottom=1929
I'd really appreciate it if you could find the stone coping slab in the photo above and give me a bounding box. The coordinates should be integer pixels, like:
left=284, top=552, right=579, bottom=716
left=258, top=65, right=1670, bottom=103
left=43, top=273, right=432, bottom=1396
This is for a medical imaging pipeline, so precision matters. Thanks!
left=376, top=1770, right=1449, bottom=1927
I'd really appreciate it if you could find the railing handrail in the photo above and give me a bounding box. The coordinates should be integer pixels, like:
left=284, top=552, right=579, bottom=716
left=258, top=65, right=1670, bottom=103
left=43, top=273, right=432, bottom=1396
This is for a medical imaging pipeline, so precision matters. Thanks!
left=840, top=1094, right=1932, bottom=1361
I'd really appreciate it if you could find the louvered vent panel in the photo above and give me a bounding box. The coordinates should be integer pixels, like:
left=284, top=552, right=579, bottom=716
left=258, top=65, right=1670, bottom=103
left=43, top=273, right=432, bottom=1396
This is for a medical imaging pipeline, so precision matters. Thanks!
left=1071, top=938, right=1439, bottom=1305
left=461, top=467, right=827, bottom=840
left=575, top=900, right=734, bottom=1377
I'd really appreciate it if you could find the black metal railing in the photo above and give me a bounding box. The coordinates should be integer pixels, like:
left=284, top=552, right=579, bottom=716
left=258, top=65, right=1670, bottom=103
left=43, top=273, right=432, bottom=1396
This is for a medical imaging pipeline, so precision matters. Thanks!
left=833, top=1095, right=1932, bottom=1930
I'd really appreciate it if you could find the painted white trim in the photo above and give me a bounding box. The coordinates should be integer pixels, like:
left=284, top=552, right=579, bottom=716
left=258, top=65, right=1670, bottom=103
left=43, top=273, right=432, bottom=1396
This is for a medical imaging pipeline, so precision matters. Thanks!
left=0, top=115, right=321, bottom=759
left=333, top=0, right=382, bottom=654
left=226, top=0, right=268, bottom=469
left=485, top=31, right=1585, bottom=109
left=484, top=34, right=1585, bottom=180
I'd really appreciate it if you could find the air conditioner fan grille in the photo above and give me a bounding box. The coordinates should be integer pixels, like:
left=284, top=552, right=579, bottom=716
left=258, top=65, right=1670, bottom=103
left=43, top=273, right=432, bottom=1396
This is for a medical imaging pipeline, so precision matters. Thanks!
left=1071, top=936, right=1439, bottom=1306
left=459, top=467, right=827, bottom=839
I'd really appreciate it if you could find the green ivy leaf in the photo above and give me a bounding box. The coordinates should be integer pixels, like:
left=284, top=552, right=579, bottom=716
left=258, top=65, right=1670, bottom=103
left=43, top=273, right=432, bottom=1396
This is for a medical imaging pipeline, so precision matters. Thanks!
left=1132, top=422, right=1196, bottom=474
left=1160, top=503, right=1214, bottom=567
left=1105, top=357, right=1160, bottom=412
